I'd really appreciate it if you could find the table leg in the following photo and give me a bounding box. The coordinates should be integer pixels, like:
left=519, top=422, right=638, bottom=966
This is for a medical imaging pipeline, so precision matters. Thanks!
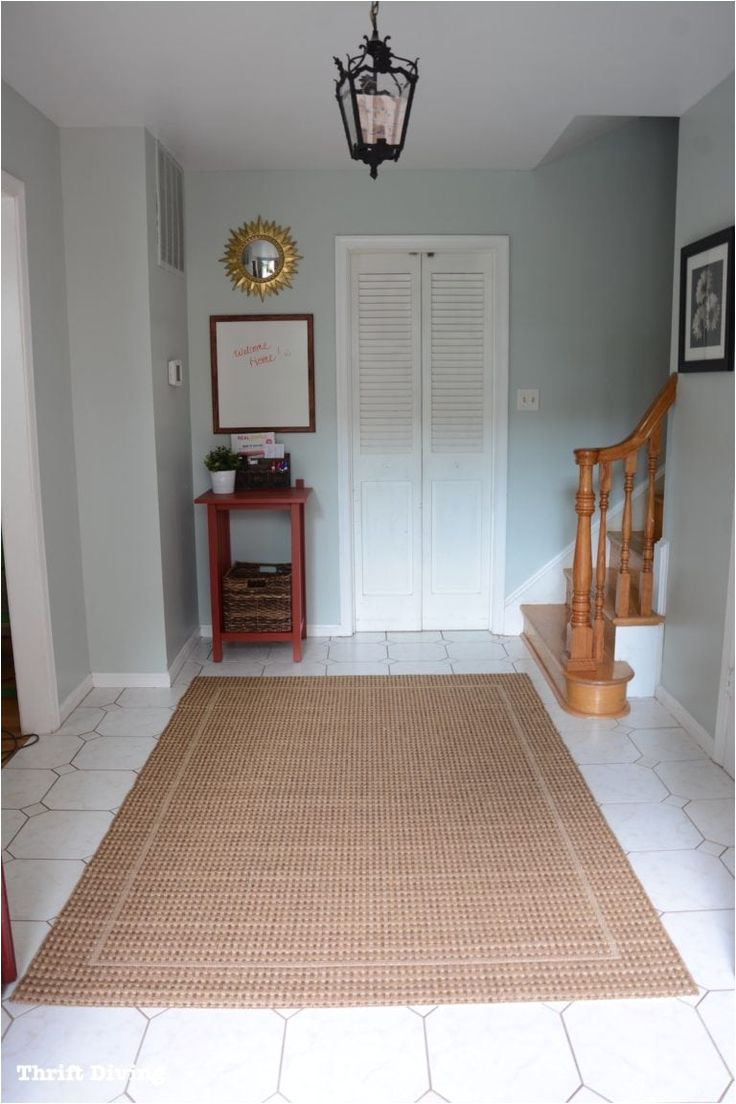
left=217, top=509, right=231, bottom=576
left=207, top=505, right=224, bottom=662
left=2, top=863, right=17, bottom=985
left=290, top=504, right=303, bottom=661
left=299, top=504, right=307, bottom=639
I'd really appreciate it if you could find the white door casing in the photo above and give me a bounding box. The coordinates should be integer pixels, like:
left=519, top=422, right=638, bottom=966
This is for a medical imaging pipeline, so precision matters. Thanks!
left=336, top=235, right=509, bottom=636
left=1, top=172, right=60, bottom=733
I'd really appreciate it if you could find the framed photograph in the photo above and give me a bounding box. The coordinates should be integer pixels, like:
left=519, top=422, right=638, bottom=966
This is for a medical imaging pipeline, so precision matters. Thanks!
left=210, top=314, right=315, bottom=432
left=678, top=226, right=734, bottom=373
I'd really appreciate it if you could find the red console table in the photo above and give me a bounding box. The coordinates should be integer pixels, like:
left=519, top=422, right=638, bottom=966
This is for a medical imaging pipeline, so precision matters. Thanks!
left=195, top=483, right=312, bottom=662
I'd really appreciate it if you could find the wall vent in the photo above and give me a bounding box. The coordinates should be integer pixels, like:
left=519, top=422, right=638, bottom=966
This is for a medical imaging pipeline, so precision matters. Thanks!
left=156, top=141, right=184, bottom=274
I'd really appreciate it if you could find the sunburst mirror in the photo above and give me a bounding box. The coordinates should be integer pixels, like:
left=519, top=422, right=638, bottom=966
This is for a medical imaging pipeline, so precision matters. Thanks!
left=220, top=216, right=301, bottom=300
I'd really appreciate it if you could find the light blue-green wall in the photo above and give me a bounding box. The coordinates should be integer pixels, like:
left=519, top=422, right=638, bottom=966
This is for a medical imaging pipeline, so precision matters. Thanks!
left=186, top=119, right=678, bottom=627
left=1, top=83, right=90, bottom=701
left=60, top=127, right=168, bottom=674
left=144, top=132, right=198, bottom=666
left=661, top=73, right=735, bottom=736
left=60, top=126, right=199, bottom=675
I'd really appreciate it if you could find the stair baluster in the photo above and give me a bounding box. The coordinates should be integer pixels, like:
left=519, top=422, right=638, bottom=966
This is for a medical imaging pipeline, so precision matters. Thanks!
left=593, top=461, right=611, bottom=662
left=567, top=449, right=596, bottom=670
left=615, top=452, right=638, bottom=618
left=639, top=426, right=661, bottom=617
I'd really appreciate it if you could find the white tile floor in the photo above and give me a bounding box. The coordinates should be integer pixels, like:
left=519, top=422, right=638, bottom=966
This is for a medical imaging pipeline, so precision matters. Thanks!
left=2, top=633, right=734, bottom=1104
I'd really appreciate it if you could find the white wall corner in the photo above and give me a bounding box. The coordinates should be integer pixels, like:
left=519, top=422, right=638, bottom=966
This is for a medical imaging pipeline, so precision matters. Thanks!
left=58, top=674, right=94, bottom=725
left=199, top=624, right=213, bottom=639
left=167, top=629, right=200, bottom=684
left=655, top=684, right=715, bottom=758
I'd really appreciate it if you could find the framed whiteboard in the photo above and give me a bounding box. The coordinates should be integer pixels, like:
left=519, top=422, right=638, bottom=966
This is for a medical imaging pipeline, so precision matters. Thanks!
left=210, top=314, right=315, bottom=432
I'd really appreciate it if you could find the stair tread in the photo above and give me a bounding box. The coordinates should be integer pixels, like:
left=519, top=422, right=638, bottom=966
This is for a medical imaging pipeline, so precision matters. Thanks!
left=608, top=530, right=649, bottom=555
left=603, top=602, right=665, bottom=628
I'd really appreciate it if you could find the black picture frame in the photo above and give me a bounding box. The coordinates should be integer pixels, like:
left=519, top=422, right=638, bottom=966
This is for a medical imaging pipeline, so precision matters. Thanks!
left=678, top=226, right=734, bottom=373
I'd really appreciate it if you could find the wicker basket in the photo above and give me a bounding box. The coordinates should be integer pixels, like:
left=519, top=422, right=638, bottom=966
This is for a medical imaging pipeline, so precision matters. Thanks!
left=223, top=562, right=292, bottom=632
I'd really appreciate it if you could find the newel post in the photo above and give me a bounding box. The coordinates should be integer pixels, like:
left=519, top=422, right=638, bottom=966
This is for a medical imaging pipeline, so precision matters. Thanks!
left=567, top=449, right=597, bottom=670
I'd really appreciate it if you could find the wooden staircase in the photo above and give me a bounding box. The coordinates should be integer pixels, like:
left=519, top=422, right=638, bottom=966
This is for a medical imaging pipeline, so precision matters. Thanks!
left=522, top=375, right=677, bottom=717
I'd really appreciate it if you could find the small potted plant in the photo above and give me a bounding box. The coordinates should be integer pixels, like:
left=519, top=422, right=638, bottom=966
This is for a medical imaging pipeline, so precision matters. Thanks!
left=204, top=445, right=240, bottom=494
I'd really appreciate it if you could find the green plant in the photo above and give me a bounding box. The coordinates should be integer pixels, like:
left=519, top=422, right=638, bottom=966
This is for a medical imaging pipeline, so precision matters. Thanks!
left=204, top=445, right=240, bottom=472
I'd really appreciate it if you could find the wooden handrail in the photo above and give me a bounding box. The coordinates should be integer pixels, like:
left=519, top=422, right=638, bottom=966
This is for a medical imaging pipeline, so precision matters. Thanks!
left=567, top=374, right=677, bottom=671
left=574, top=374, right=677, bottom=464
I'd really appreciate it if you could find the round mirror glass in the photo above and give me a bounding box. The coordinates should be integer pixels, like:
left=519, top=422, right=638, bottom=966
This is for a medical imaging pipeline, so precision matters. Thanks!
left=242, top=238, right=282, bottom=281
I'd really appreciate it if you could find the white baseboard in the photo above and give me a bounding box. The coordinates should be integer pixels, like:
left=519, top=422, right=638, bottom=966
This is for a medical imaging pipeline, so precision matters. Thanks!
left=92, top=672, right=173, bottom=688
left=308, top=624, right=345, bottom=637
left=168, top=629, right=199, bottom=683
left=503, top=548, right=569, bottom=634
left=655, top=684, right=715, bottom=758
left=504, top=468, right=664, bottom=635
left=58, top=674, right=94, bottom=723
left=90, top=630, right=202, bottom=690
left=200, top=623, right=344, bottom=639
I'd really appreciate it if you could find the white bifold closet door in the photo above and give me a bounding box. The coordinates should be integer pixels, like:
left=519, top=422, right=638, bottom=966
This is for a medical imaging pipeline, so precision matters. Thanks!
left=351, top=250, right=494, bottom=631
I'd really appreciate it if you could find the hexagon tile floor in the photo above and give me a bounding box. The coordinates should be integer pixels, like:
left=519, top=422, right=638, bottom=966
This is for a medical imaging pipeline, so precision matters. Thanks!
left=2, top=633, right=734, bottom=1104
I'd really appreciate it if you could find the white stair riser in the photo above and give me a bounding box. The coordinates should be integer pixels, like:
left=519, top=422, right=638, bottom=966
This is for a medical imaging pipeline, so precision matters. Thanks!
left=614, top=622, right=664, bottom=697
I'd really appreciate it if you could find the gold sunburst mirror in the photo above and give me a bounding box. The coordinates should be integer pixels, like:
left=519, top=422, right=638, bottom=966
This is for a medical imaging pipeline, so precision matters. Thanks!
left=220, top=216, right=301, bottom=300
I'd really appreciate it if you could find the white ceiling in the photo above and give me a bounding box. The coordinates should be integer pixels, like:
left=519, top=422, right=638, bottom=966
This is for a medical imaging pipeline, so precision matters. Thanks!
left=2, top=2, right=734, bottom=171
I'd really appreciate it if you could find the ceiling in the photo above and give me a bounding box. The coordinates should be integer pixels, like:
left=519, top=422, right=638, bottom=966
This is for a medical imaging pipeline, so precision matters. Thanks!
left=2, top=2, right=734, bottom=171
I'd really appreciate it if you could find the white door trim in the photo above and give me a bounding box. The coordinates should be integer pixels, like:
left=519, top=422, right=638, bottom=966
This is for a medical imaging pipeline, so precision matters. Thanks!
left=335, top=234, right=509, bottom=636
left=1, top=171, right=60, bottom=733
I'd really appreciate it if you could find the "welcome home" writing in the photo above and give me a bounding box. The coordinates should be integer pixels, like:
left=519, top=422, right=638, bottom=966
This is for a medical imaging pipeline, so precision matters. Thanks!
left=233, top=342, right=281, bottom=368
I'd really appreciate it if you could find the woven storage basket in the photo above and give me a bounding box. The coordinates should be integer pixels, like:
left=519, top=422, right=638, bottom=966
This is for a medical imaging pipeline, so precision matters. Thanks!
left=223, top=562, right=292, bottom=632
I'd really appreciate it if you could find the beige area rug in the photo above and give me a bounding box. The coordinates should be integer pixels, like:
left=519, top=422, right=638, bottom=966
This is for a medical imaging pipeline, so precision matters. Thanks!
left=14, top=674, right=695, bottom=1008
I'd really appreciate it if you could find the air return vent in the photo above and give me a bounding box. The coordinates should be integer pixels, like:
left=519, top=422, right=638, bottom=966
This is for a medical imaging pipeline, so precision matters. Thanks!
left=156, top=142, right=184, bottom=274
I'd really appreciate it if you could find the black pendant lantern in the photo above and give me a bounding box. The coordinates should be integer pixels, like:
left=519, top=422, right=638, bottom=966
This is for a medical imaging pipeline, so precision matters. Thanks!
left=334, top=2, right=419, bottom=179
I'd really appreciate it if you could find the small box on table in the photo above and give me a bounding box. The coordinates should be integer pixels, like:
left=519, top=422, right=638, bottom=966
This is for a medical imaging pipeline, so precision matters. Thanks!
left=235, top=454, right=290, bottom=491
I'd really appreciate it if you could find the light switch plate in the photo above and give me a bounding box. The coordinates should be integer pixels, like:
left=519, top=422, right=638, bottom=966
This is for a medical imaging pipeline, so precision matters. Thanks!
left=517, top=388, right=539, bottom=411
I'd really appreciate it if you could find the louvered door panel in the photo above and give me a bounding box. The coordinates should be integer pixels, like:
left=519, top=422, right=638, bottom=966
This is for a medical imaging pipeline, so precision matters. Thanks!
left=430, top=273, right=486, bottom=453
left=351, top=253, right=422, bottom=629
left=422, top=253, right=494, bottom=628
left=357, top=273, right=415, bottom=454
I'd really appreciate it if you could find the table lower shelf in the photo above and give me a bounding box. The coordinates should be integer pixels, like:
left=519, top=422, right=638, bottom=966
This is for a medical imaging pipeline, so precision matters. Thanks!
left=220, top=626, right=305, bottom=644
left=214, top=619, right=306, bottom=662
